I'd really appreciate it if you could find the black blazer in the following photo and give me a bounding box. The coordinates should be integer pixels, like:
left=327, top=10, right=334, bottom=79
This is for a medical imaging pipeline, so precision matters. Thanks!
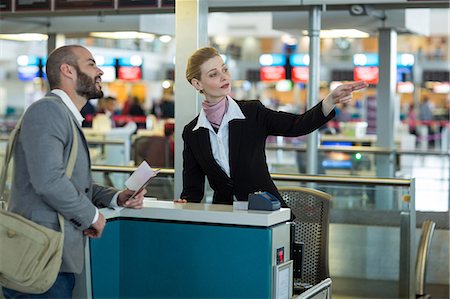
left=181, top=99, right=335, bottom=207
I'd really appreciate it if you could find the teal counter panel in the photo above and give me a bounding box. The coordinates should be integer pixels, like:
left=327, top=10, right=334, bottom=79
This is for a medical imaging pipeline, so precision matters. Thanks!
left=90, top=219, right=273, bottom=298
left=90, top=221, right=120, bottom=298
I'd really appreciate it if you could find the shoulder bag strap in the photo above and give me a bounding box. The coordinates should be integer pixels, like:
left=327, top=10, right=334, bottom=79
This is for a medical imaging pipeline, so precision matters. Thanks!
left=67, top=120, right=78, bottom=179
left=0, top=114, right=25, bottom=204
left=57, top=120, right=79, bottom=233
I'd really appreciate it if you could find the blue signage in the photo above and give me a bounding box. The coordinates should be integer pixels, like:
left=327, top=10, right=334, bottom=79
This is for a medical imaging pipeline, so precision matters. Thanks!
left=118, top=56, right=143, bottom=67
left=353, top=53, right=415, bottom=67
left=18, top=66, right=40, bottom=81
left=99, top=56, right=116, bottom=66
left=290, top=54, right=309, bottom=66
left=397, top=66, right=412, bottom=82
left=259, top=54, right=286, bottom=67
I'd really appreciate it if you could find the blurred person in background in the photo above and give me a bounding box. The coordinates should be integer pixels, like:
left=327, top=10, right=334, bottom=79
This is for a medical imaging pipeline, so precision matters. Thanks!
left=408, top=103, right=417, bottom=135
left=122, top=96, right=146, bottom=129
left=151, top=93, right=175, bottom=119
left=97, top=96, right=118, bottom=127
left=335, top=102, right=352, bottom=123
left=419, top=96, right=435, bottom=147
left=80, top=100, right=96, bottom=127
left=129, top=96, right=146, bottom=117
left=419, top=96, right=433, bottom=122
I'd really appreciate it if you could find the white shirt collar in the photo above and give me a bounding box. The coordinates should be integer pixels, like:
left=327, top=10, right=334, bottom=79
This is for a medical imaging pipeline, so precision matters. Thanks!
left=51, top=89, right=84, bottom=126
left=193, top=96, right=246, bottom=131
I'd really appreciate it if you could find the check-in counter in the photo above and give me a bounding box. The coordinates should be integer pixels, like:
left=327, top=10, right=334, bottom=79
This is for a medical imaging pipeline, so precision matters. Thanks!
left=78, top=200, right=292, bottom=298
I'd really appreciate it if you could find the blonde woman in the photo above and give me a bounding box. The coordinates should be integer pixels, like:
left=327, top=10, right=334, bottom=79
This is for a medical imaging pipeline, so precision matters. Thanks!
left=179, top=47, right=367, bottom=207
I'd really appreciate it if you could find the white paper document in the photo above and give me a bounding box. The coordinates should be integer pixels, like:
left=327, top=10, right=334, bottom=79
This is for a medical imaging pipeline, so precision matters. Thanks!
left=233, top=201, right=249, bottom=210
left=125, top=161, right=159, bottom=199
left=277, top=267, right=290, bottom=299
left=274, top=260, right=293, bottom=299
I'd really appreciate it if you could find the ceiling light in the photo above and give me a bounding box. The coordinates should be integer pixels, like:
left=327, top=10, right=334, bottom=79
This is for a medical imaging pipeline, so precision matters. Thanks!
left=90, top=31, right=155, bottom=40
left=399, top=53, right=414, bottom=66
left=130, top=55, right=143, bottom=66
left=353, top=54, right=368, bottom=66
left=281, top=34, right=297, bottom=46
left=94, top=55, right=105, bottom=66
left=302, top=29, right=369, bottom=39
left=159, top=35, right=172, bottom=43
left=0, top=33, right=48, bottom=41
left=302, top=55, right=310, bottom=66
left=349, top=4, right=385, bottom=20
left=321, top=29, right=369, bottom=38
left=162, top=80, right=171, bottom=89
left=349, top=4, right=367, bottom=16
left=17, top=55, right=30, bottom=66
left=259, top=54, right=273, bottom=66
left=214, top=36, right=230, bottom=46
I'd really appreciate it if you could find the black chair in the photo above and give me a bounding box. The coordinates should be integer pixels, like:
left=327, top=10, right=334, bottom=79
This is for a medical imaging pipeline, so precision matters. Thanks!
left=133, top=136, right=174, bottom=199
left=133, top=136, right=173, bottom=168
left=278, top=187, right=331, bottom=293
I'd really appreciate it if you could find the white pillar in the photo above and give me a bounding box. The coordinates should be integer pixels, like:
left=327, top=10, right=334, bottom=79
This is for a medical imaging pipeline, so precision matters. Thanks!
left=375, top=28, right=397, bottom=209
left=174, top=0, right=208, bottom=198
left=306, top=6, right=321, bottom=175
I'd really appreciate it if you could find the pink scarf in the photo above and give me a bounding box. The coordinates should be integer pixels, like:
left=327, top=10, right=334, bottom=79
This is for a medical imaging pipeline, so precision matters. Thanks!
left=202, top=97, right=229, bottom=129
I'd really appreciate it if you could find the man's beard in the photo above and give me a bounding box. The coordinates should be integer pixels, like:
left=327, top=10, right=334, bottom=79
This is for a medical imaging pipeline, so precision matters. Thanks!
left=74, top=65, right=103, bottom=100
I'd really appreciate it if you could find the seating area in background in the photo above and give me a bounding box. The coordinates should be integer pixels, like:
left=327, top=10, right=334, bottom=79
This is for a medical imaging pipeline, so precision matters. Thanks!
left=134, top=136, right=173, bottom=168
left=132, top=122, right=175, bottom=200
left=133, top=120, right=175, bottom=168
left=278, top=187, right=331, bottom=295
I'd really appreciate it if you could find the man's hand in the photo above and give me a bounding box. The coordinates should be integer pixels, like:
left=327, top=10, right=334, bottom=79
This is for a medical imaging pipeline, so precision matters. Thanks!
left=322, top=81, right=368, bottom=116
left=83, top=212, right=106, bottom=238
left=117, top=188, right=146, bottom=209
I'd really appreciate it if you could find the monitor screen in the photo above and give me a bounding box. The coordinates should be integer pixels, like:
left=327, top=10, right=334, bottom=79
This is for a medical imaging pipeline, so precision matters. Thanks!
left=322, top=141, right=353, bottom=147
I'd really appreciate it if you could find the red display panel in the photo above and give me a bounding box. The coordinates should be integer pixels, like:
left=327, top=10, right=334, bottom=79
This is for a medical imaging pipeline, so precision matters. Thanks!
left=16, top=0, right=50, bottom=11
left=54, top=0, right=113, bottom=10
left=260, top=66, right=285, bottom=82
left=118, top=0, right=157, bottom=8
left=118, top=66, right=142, bottom=81
left=291, top=66, right=309, bottom=83
left=0, top=0, right=12, bottom=11
left=354, top=66, right=378, bottom=84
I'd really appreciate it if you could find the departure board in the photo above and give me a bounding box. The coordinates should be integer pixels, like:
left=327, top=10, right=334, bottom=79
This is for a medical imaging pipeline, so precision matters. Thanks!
left=54, top=0, right=113, bottom=10
left=15, top=0, right=50, bottom=11
left=0, top=0, right=11, bottom=11
left=161, top=0, right=174, bottom=7
left=118, top=0, right=157, bottom=8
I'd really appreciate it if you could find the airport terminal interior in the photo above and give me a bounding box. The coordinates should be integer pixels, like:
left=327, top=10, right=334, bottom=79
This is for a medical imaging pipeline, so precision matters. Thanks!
left=0, top=0, right=449, bottom=298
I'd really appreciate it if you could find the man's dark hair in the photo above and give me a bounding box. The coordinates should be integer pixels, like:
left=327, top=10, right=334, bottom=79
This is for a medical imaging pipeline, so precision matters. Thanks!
left=46, top=45, right=84, bottom=89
